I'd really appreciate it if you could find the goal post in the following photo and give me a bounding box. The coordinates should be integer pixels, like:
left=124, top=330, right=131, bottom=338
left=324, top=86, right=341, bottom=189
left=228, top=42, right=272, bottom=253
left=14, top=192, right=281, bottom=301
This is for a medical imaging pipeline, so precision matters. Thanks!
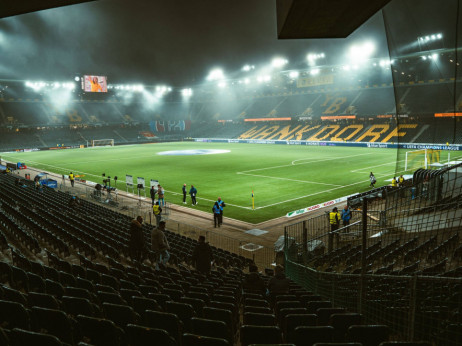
left=405, top=149, right=441, bottom=171
left=90, top=139, right=114, bottom=147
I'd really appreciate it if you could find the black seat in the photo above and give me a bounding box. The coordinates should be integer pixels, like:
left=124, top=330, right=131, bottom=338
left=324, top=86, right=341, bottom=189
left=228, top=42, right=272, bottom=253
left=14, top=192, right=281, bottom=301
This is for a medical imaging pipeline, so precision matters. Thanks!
left=347, top=325, right=390, bottom=346
left=191, top=317, right=230, bottom=343
left=0, top=300, right=30, bottom=330
left=126, top=323, right=176, bottom=346
left=11, top=328, right=63, bottom=346
left=131, top=297, right=161, bottom=320
left=182, top=332, right=230, bottom=346
left=240, top=325, right=282, bottom=346
left=243, top=312, right=277, bottom=326
left=144, top=310, right=182, bottom=343
left=330, top=313, right=363, bottom=342
left=27, top=292, right=60, bottom=310
left=103, top=302, right=140, bottom=329
left=62, top=296, right=99, bottom=318
left=284, top=313, right=317, bottom=343
left=31, top=306, right=75, bottom=345
left=76, top=315, right=125, bottom=346
left=165, top=301, right=196, bottom=332
left=294, top=325, right=334, bottom=346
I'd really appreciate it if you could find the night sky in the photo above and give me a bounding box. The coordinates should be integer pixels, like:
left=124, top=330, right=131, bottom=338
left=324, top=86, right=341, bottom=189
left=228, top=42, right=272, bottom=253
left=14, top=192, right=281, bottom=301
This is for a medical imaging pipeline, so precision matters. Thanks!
left=0, top=0, right=457, bottom=88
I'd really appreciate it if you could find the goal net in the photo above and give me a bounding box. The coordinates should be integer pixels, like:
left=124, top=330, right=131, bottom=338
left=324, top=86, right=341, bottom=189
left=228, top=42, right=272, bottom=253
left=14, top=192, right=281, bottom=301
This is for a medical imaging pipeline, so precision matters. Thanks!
left=405, top=149, right=441, bottom=171
left=91, top=139, right=114, bottom=147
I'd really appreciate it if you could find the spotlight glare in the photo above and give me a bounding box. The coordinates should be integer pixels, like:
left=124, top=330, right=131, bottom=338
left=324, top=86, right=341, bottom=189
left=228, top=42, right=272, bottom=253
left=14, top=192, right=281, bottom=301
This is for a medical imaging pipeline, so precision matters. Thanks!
left=218, top=81, right=227, bottom=88
left=437, top=33, right=443, bottom=39
left=310, top=68, right=320, bottom=76
left=206, top=68, right=225, bottom=81
left=244, top=78, right=250, bottom=84
left=271, top=57, right=288, bottom=68
left=74, top=76, right=80, bottom=82
left=289, top=71, right=299, bottom=79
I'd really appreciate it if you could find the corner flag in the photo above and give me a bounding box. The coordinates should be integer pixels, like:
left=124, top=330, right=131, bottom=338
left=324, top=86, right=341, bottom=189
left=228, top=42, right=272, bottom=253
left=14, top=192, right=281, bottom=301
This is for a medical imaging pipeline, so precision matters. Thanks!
left=251, top=190, right=255, bottom=210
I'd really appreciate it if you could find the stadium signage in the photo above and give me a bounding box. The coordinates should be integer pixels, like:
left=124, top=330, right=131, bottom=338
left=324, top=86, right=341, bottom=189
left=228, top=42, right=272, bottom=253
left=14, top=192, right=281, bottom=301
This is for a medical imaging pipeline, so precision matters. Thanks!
left=195, top=138, right=462, bottom=151
left=286, top=195, right=354, bottom=218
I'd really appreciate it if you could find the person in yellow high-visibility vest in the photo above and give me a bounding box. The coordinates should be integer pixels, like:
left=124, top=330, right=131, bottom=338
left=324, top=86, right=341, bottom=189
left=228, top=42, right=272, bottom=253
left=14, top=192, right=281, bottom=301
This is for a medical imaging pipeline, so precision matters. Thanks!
left=153, top=201, right=162, bottom=227
left=391, top=177, right=397, bottom=188
left=328, top=207, right=340, bottom=252
left=69, top=172, right=75, bottom=187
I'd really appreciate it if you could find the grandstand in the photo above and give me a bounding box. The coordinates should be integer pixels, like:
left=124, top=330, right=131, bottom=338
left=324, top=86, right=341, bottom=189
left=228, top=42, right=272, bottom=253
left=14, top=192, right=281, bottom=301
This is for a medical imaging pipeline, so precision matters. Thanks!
left=1, top=0, right=462, bottom=345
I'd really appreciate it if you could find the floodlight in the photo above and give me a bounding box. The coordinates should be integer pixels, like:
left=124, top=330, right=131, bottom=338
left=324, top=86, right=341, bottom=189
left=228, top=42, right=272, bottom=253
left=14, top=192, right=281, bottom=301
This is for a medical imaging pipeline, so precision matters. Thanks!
left=271, top=57, right=288, bottom=68
left=218, top=81, right=227, bottom=88
left=206, top=68, right=225, bottom=81
left=242, top=64, right=254, bottom=72
left=425, top=36, right=430, bottom=41
left=431, top=34, right=436, bottom=40
left=422, top=56, right=427, bottom=60
left=289, top=71, right=299, bottom=79
left=348, top=41, right=375, bottom=63
left=181, top=88, right=193, bottom=97
left=437, top=33, right=443, bottom=39
left=432, top=53, right=438, bottom=60
left=310, top=69, right=320, bottom=76
left=74, top=76, right=80, bottom=82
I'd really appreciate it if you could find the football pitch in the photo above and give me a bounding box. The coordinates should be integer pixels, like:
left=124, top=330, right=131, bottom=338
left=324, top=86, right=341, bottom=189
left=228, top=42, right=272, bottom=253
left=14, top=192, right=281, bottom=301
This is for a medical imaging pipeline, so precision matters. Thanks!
left=2, top=142, right=459, bottom=223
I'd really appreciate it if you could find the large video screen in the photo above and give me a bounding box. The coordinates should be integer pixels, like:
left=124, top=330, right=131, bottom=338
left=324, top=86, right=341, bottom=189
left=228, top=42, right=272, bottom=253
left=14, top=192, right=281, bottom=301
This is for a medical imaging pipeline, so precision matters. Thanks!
left=83, top=75, right=107, bottom=93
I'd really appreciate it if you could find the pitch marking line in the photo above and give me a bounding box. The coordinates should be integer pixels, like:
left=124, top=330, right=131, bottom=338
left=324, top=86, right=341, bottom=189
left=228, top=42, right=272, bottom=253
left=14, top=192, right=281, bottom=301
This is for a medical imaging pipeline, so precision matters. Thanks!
left=290, top=152, right=373, bottom=166
left=350, top=159, right=405, bottom=173
left=237, top=172, right=342, bottom=187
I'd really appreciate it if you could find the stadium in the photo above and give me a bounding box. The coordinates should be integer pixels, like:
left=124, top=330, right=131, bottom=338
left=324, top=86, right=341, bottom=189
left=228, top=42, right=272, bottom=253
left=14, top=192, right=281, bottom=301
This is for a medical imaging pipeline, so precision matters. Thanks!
left=0, top=0, right=461, bottom=345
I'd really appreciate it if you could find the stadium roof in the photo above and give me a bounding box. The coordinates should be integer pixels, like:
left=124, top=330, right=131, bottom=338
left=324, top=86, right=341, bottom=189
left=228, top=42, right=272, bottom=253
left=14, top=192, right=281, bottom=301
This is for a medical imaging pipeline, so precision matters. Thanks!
left=0, top=0, right=95, bottom=19
left=276, top=0, right=392, bottom=38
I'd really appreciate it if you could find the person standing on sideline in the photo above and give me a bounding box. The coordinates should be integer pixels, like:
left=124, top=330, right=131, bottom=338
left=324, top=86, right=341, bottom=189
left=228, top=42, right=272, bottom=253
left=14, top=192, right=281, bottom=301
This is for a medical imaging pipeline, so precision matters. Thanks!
left=182, top=183, right=187, bottom=204
left=129, top=216, right=145, bottom=263
left=191, top=235, right=213, bottom=276
left=216, top=197, right=226, bottom=226
left=190, top=185, right=198, bottom=205
left=150, top=186, right=156, bottom=206
left=212, top=202, right=221, bottom=228
left=391, top=177, right=397, bottom=188
left=369, top=172, right=376, bottom=188
left=341, top=205, right=352, bottom=227
left=157, top=185, right=165, bottom=206
left=151, top=221, right=170, bottom=269
left=153, top=201, right=162, bottom=227
left=69, top=172, right=75, bottom=187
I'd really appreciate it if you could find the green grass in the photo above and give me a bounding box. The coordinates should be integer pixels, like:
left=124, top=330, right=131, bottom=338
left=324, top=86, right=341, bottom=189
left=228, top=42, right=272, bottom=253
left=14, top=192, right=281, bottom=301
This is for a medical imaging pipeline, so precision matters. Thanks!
left=2, top=142, right=459, bottom=223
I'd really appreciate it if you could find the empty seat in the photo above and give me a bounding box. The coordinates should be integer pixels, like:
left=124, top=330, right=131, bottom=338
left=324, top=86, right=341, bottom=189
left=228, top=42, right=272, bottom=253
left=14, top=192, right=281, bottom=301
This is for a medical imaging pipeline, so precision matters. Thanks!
left=144, top=310, right=182, bottom=343
left=103, top=302, right=139, bottom=328
left=240, top=325, right=282, bottom=346
left=31, top=306, right=75, bottom=345
left=2, top=286, right=28, bottom=306
left=330, top=313, right=363, bottom=342
left=11, top=328, right=63, bottom=346
left=180, top=297, right=206, bottom=315
left=27, top=272, right=46, bottom=293
left=294, top=326, right=334, bottom=346
left=182, top=333, right=230, bottom=346
left=62, top=296, right=99, bottom=317
left=307, top=301, right=332, bottom=314
left=27, top=292, right=60, bottom=310
left=165, top=301, right=196, bottom=332
left=126, top=323, right=176, bottom=346
left=244, top=298, right=269, bottom=308
left=284, top=313, right=317, bottom=343
left=0, top=300, right=30, bottom=330
left=347, top=325, right=390, bottom=346
left=76, top=315, right=125, bottom=346
left=131, top=297, right=161, bottom=319
left=191, top=317, right=230, bottom=343
left=45, top=279, right=65, bottom=298
left=317, top=308, right=347, bottom=326
left=97, top=291, right=126, bottom=305
left=243, top=312, right=277, bottom=326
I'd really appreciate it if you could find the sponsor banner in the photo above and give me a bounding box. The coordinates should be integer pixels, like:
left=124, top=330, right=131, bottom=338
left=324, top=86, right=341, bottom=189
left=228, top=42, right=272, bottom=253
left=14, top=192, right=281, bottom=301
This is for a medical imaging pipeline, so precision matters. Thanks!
left=194, top=138, right=462, bottom=151
left=286, top=194, right=358, bottom=218
left=297, top=74, right=334, bottom=88
left=126, top=175, right=133, bottom=186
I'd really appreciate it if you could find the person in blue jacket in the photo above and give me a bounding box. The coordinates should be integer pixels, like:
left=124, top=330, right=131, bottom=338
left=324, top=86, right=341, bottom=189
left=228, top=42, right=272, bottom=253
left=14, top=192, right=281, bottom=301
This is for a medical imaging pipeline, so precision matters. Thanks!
left=341, top=205, right=352, bottom=227
left=189, top=185, right=198, bottom=205
left=212, top=202, right=221, bottom=228
left=216, top=197, right=226, bottom=227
